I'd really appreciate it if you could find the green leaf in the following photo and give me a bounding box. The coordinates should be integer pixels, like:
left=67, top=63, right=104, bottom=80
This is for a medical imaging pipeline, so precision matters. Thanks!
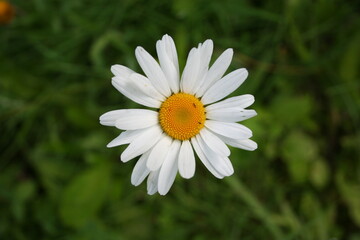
left=90, top=31, right=131, bottom=68
left=68, top=220, right=122, bottom=240
left=12, top=181, right=36, bottom=222
left=310, top=159, right=329, bottom=189
left=336, top=172, right=360, bottom=227
left=282, top=131, right=319, bottom=183
left=59, top=163, right=111, bottom=228
left=271, top=95, right=316, bottom=131
left=339, top=33, right=360, bottom=82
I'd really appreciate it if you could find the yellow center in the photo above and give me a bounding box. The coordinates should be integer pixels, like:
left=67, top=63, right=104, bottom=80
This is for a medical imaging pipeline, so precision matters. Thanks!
left=159, top=93, right=206, bottom=140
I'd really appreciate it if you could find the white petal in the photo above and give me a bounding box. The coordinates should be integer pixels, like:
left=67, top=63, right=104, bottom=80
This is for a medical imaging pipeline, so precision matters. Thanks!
left=121, top=125, right=162, bottom=162
left=178, top=140, right=196, bottom=179
left=164, top=35, right=179, bottom=72
left=111, top=64, right=134, bottom=78
left=199, top=40, right=213, bottom=75
left=205, top=120, right=252, bottom=139
left=220, top=156, right=234, bottom=176
left=196, top=48, right=233, bottom=97
left=180, top=47, right=199, bottom=93
left=112, top=72, right=163, bottom=108
left=217, top=136, right=258, bottom=151
left=107, top=129, right=145, bottom=148
left=158, top=140, right=181, bottom=195
left=196, top=135, right=233, bottom=176
left=113, top=109, right=158, bottom=130
left=206, top=108, right=257, bottom=122
left=201, top=68, right=248, bottom=105
left=146, top=135, right=173, bottom=171
left=192, top=40, right=214, bottom=94
left=99, top=110, right=123, bottom=127
left=191, top=137, right=224, bottom=179
left=147, top=169, right=160, bottom=195
left=199, top=128, right=230, bottom=156
left=127, top=73, right=165, bottom=102
left=135, top=47, right=171, bottom=97
left=131, top=151, right=151, bottom=186
left=156, top=35, right=179, bottom=93
left=206, top=94, right=255, bottom=111
left=180, top=40, right=213, bottom=94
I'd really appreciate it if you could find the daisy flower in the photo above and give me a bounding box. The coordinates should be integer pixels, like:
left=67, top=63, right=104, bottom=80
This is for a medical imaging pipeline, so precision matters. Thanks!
left=100, top=34, right=257, bottom=195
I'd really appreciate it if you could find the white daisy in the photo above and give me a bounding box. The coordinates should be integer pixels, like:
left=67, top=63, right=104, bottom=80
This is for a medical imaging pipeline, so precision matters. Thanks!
left=100, top=34, right=257, bottom=195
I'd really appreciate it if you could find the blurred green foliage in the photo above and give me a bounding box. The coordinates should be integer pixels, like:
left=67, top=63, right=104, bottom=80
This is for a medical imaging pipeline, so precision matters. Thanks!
left=1, top=0, right=360, bottom=239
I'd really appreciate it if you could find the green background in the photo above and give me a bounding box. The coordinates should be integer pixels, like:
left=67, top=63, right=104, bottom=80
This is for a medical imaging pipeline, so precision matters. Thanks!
left=1, top=0, right=360, bottom=239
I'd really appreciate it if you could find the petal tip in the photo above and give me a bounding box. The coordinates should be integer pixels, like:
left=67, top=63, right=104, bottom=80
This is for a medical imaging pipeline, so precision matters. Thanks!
left=120, top=152, right=129, bottom=163
left=181, top=173, right=194, bottom=179
left=135, top=46, right=144, bottom=54
left=250, top=141, right=258, bottom=151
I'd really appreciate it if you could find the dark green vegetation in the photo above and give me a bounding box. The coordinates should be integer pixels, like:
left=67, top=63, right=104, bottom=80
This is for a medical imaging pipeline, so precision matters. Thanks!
left=1, top=0, right=360, bottom=239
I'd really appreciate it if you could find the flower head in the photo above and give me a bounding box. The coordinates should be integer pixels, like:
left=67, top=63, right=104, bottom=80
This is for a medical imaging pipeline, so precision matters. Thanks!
left=100, top=34, right=257, bottom=195
left=0, top=1, right=15, bottom=24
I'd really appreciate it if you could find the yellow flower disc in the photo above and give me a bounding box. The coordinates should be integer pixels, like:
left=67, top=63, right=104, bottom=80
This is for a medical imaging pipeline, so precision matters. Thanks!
left=159, top=93, right=206, bottom=140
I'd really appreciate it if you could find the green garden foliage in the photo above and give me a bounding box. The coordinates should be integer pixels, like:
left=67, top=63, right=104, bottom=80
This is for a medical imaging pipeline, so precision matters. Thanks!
left=1, top=0, right=359, bottom=239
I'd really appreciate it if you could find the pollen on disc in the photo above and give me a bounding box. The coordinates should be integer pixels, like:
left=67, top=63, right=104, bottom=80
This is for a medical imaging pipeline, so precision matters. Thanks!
left=159, top=93, right=206, bottom=140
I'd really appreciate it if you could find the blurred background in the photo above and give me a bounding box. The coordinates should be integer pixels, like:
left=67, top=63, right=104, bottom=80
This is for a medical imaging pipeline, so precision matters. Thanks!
left=1, top=0, right=360, bottom=239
